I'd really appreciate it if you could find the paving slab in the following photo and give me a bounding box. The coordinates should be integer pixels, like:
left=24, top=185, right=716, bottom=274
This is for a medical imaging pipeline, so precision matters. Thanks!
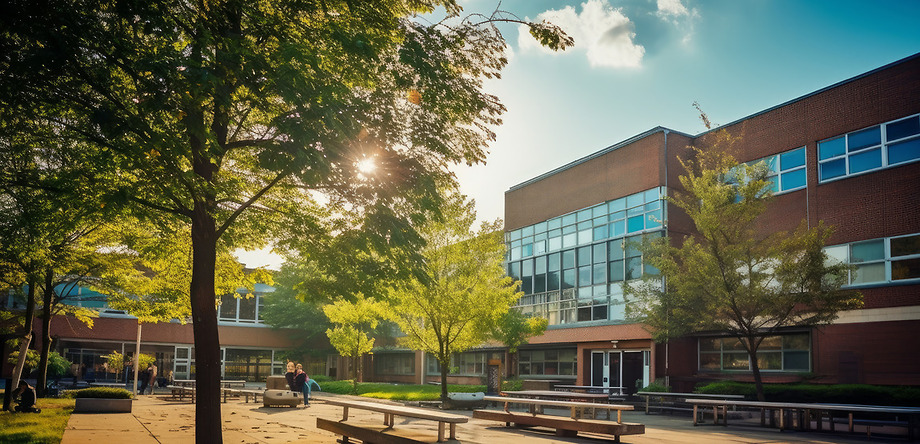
left=61, top=392, right=893, bottom=443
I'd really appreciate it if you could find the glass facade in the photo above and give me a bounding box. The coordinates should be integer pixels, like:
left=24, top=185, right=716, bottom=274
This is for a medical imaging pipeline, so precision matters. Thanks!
left=818, top=113, right=920, bottom=182
left=825, top=233, right=920, bottom=285
left=426, top=351, right=491, bottom=376
left=730, top=147, right=806, bottom=194
left=219, top=293, right=266, bottom=324
left=506, top=187, right=665, bottom=325
left=699, top=334, right=810, bottom=372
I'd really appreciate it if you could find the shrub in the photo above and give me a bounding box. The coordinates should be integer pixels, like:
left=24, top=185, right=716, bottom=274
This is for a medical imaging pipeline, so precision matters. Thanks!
left=64, top=387, right=133, bottom=399
left=501, top=378, right=523, bottom=392
left=640, top=380, right=672, bottom=392
left=312, top=375, right=333, bottom=383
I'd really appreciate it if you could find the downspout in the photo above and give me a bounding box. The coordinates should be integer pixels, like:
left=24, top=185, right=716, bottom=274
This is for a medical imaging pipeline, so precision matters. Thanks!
left=662, top=128, right=670, bottom=389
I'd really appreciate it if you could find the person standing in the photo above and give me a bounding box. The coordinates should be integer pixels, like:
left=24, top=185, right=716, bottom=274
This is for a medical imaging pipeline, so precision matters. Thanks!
left=284, top=361, right=296, bottom=392
left=147, top=362, right=158, bottom=395
left=294, top=363, right=308, bottom=406
left=138, top=364, right=151, bottom=394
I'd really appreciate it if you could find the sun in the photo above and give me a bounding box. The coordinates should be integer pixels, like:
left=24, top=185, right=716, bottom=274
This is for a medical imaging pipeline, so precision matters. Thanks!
left=356, top=157, right=377, bottom=175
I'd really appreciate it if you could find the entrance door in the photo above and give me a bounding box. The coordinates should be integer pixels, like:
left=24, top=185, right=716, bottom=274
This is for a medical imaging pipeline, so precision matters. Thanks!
left=590, top=351, right=621, bottom=390
left=622, top=351, right=644, bottom=395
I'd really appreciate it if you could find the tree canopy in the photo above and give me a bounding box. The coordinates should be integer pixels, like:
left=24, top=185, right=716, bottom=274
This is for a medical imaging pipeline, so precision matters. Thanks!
left=625, top=130, right=863, bottom=400
left=1, top=1, right=569, bottom=438
left=387, top=192, right=520, bottom=401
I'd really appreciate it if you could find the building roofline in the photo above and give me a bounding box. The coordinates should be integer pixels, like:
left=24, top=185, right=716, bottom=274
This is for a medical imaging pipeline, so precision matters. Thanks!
left=507, top=126, right=692, bottom=192
left=693, top=51, right=920, bottom=138
left=507, top=51, right=920, bottom=193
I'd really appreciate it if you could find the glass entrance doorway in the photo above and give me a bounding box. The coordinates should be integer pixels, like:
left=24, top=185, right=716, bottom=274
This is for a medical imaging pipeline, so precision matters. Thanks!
left=590, top=350, right=650, bottom=395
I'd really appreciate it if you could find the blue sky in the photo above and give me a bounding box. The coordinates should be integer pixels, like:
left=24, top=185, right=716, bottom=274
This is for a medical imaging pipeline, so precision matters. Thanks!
left=236, top=0, right=920, bottom=269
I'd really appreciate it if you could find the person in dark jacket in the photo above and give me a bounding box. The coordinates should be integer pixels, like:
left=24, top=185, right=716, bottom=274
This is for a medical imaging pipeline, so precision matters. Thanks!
left=13, top=380, right=41, bottom=413
left=294, top=363, right=308, bottom=406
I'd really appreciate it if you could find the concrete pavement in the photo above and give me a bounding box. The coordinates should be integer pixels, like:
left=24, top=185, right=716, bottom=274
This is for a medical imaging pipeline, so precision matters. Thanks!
left=62, top=392, right=889, bottom=443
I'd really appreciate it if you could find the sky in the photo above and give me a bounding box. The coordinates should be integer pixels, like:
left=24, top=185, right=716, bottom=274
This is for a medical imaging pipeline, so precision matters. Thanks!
left=236, top=0, right=920, bottom=270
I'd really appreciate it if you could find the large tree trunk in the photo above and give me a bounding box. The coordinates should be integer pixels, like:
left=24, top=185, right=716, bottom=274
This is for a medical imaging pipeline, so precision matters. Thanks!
left=439, top=359, right=449, bottom=402
left=5, top=274, right=37, bottom=411
left=190, top=204, right=222, bottom=444
left=37, top=267, right=54, bottom=397
left=745, top=338, right=766, bottom=401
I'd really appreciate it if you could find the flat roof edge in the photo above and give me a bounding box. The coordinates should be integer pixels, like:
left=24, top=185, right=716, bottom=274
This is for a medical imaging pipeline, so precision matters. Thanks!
left=507, top=126, right=691, bottom=192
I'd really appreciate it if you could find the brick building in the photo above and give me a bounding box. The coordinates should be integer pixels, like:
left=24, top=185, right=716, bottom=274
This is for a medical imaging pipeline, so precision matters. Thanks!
left=498, top=52, right=920, bottom=393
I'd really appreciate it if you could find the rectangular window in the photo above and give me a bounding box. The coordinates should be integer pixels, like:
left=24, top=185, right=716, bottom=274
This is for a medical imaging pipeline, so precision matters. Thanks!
left=698, top=334, right=810, bottom=372
left=819, top=113, right=920, bottom=182
left=374, top=353, right=415, bottom=376
left=733, top=147, right=806, bottom=194
left=824, top=233, right=920, bottom=286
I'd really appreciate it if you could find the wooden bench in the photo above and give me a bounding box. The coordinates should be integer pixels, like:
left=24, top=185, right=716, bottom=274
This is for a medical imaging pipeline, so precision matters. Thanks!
left=687, top=399, right=920, bottom=441
left=166, top=385, right=195, bottom=402
left=476, top=395, right=644, bottom=442
left=320, top=398, right=469, bottom=443
left=224, top=388, right=264, bottom=403
left=636, top=391, right=745, bottom=416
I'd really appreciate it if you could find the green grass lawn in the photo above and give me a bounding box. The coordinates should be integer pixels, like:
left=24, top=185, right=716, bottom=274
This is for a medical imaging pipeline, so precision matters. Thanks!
left=0, top=393, right=75, bottom=444
left=320, top=379, right=522, bottom=401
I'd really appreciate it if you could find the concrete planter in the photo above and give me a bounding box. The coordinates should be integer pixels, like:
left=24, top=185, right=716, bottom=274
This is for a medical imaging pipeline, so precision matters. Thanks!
left=74, top=398, right=133, bottom=413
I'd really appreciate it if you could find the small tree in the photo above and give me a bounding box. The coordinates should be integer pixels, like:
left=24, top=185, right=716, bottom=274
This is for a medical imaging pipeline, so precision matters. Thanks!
left=625, top=129, right=862, bottom=401
left=101, top=351, right=127, bottom=381
left=323, top=294, right=388, bottom=394
left=388, top=193, right=521, bottom=402
left=491, top=310, right=548, bottom=377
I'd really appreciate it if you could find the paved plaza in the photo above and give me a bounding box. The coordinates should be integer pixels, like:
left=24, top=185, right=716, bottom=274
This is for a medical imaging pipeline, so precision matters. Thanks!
left=61, top=392, right=889, bottom=443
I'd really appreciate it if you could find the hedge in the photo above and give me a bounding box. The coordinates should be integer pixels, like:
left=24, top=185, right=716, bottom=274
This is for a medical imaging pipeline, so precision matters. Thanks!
left=694, top=381, right=920, bottom=406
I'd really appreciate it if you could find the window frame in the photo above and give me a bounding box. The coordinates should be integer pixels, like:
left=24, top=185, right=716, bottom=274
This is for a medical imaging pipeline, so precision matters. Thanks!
left=818, top=113, right=920, bottom=183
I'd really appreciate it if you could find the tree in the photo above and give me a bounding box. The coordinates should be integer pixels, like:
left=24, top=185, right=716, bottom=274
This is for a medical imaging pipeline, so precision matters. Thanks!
left=260, top=263, right=333, bottom=361
left=625, top=129, right=863, bottom=401
left=323, top=294, right=388, bottom=394
left=490, top=310, right=547, bottom=378
left=1, top=1, right=569, bottom=439
left=388, top=193, right=520, bottom=401
left=101, top=351, right=127, bottom=382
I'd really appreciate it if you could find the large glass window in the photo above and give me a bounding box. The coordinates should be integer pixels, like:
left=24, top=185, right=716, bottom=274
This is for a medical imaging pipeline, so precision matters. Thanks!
left=223, top=348, right=279, bottom=382
left=819, top=114, right=920, bottom=182
left=518, top=349, right=577, bottom=377
left=374, top=353, right=415, bottom=376
left=699, top=334, right=810, bottom=372
left=219, top=293, right=265, bottom=324
left=426, top=352, right=488, bottom=376
left=825, top=233, right=920, bottom=285
left=730, top=147, right=806, bottom=194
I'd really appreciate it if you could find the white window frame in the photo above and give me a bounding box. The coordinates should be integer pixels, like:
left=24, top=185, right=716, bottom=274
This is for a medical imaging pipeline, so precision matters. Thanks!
left=825, top=233, right=920, bottom=287
left=818, top=113, right=920, bottom=183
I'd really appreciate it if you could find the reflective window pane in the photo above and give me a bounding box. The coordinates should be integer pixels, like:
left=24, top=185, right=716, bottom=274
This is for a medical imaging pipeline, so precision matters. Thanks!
left=888, top=138, right=920, bottom=165
left=887, top=116, right=920, bottom=141
left=780, top=168, right=806, bottom=191
left=627, top=215, right=644, bottom=233
left=851, top=263, right=885, bottom=284
left=820, top=159, right=846, bottom=180
left=891, top=234, right=920, bottom=257
left=850, top=240, right=884, bottom=262
left=848, top=148, right=882, bottom=174
left=847, top=126, right=881, bottom=151
left=892, top=258, right=920, bottom=281
left=818, top=137, right=846, bottom=160
left=780, top=148, right=806, bottom=169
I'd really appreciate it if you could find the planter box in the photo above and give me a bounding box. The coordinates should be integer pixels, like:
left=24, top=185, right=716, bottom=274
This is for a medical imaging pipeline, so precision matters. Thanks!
left=74, top=398, right=133, bottom=413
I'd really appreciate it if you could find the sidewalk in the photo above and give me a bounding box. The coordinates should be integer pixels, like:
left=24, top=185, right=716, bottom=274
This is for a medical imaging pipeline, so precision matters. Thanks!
left=62, top=393, right=885, bottom=443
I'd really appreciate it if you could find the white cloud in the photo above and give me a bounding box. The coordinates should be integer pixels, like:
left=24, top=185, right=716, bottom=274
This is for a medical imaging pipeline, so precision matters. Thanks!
left=656, top=0, right=690, bottom=19
left=655, top=0, right=699, bottom=44
left=518, top=0, right=645, bottom=69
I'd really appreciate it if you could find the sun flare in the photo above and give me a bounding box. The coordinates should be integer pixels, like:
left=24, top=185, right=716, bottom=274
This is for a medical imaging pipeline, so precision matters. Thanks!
left=356, top=157, right=377, bottom=175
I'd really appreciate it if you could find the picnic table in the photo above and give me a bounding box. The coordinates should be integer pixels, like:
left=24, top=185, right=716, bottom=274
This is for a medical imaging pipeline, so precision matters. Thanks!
left=500, top=390, right=610, bottom=404
left=686, top=398, right=920, bottom=440
left=555, top=385, right=625, bottom=396
left=475, top=395, right=644, bottom=441
left=319, top=398, right=469, bottom=443
left=636, top=391, right=745, bottom=415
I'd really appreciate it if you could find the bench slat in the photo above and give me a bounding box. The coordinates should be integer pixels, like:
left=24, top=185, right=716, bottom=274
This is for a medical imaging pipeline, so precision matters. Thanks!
left=324, top=399, right=469, bottom=423
left=473, top=409, right=645, bottom=437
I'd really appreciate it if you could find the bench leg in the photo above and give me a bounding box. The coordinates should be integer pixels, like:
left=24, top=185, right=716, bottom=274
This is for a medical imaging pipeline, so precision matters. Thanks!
left=342, top=406, right=349, bottom=421
left=693, top=405, right=698, bottom=426
left=438, top=421, right=445, bottom=442
left=449, top=423, right=457, bottom=440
